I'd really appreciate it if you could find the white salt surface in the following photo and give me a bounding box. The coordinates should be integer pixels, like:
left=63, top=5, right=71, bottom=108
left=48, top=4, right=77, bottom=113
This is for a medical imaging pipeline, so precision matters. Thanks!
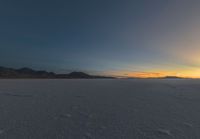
left=0, top=79, right=200, bottom=139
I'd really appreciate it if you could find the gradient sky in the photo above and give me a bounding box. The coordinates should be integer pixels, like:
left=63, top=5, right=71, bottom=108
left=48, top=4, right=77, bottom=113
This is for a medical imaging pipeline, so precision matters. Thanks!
left=1, top=0, right=200, bottom=77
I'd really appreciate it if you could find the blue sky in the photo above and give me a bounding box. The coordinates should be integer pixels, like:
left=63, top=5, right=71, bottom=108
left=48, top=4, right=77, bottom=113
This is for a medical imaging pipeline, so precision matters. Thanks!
left=1, top=0, right=200, bottom=77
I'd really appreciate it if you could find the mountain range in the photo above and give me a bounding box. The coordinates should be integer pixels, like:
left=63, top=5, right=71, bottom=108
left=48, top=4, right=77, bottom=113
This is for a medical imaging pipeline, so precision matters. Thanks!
left=0, top=67, right=114, bottom=79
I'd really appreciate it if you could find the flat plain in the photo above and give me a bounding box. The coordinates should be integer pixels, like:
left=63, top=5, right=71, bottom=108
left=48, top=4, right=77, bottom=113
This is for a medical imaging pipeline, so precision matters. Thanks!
left=0, top=79, right=200, bottom=139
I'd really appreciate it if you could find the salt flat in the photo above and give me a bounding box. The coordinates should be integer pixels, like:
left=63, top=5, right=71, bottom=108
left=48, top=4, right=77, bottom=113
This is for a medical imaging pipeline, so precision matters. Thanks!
left=0, top=79, right=200, bottom=139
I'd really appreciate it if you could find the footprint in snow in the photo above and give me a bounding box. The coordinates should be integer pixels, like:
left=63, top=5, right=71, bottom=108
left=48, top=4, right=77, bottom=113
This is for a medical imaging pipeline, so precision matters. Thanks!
left=59, top=114, right=72, bottom=119
left=0, top=129, right=4, bottom=135
left=0, top=93, right=32, bottom=98
left=183, top=122, right=193, bottom=128
left=156, top=129, right=172, bottom=137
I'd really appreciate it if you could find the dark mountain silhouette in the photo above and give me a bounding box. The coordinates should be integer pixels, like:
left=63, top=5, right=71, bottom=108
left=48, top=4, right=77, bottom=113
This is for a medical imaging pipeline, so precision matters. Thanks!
left=161, top=76, right=183, bottom=79
left=0, top=66, right=114, bottom=79
left=68, top=72, right=92, bottom=78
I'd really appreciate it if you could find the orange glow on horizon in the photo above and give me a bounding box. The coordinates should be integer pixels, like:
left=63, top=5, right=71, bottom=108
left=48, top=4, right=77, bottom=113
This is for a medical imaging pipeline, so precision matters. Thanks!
left=105, top=69, right=200, bottom=78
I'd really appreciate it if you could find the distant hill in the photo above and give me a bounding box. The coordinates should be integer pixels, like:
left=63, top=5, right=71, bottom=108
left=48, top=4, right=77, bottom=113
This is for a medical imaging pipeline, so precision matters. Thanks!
left=161, top=76, right=183, bottom=79
left=68, top=72, right=92, bottom=78
left=123, top=76, right=184, bottom=79
left=0, top=66, right=114, bottom=79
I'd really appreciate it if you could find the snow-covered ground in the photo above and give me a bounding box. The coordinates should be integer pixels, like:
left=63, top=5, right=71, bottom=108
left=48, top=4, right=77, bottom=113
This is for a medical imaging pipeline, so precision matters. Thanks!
left=0, top=79, right=200, bottom=139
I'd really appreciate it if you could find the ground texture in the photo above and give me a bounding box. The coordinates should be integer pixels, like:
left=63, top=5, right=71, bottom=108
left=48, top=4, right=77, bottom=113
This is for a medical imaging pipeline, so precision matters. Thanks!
left=0, top=79, right=200, bottom=139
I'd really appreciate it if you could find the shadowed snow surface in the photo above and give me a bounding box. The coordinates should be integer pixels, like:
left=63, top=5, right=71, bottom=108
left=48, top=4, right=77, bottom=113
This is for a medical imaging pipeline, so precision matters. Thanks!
left=0, top=79, right=200, bottom=139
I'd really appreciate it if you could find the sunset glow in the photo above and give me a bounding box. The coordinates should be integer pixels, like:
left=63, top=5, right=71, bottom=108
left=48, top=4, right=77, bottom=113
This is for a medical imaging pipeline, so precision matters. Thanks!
left=105, top=69, right=200, bottom=78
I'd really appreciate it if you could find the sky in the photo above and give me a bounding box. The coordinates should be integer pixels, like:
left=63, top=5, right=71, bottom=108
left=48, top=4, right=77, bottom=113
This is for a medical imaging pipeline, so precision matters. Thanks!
left=1, top=0, right=200, bottom=78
